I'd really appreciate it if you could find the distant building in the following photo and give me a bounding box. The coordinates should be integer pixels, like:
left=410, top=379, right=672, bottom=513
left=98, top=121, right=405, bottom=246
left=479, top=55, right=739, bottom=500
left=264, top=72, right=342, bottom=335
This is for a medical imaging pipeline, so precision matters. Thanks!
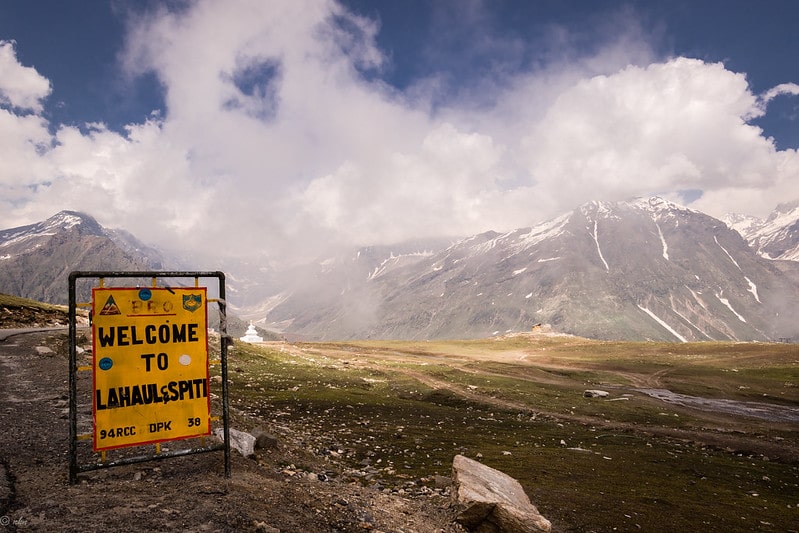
left=239, top=322, right=263, bottom=343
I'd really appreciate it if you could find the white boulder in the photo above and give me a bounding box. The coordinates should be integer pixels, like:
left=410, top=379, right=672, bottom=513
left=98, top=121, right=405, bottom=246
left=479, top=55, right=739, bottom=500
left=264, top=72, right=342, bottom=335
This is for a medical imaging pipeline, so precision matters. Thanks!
left=452, top=454, right=551, bottom=532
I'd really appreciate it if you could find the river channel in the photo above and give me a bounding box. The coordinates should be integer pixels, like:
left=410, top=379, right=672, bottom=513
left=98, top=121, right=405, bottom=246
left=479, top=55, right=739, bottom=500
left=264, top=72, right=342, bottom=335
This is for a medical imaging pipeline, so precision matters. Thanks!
left=636, top=388, right=799, bottom=423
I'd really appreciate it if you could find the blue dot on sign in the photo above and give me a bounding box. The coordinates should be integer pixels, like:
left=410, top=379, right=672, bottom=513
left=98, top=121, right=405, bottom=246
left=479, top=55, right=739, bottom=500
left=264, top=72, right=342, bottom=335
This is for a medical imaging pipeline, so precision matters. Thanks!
left=139, top=288, right=152, bottom=301
left=99, top=357, right=113, bottom=371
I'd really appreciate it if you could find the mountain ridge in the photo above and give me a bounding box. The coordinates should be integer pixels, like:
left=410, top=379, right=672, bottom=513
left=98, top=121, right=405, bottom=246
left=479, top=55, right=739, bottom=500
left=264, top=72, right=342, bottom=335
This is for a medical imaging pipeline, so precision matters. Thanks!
left=724, top=200, right=799, bottom=261
left=262, top=197, right=799, bottom=342
left=0, top=211, right=165, bottom=304
left=2, top=199, right=799, bottom=342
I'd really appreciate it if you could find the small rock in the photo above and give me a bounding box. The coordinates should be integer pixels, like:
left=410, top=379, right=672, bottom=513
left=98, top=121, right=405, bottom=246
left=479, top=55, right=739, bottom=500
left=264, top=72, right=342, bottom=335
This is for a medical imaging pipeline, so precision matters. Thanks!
left=433, top=475, right=452, bottom=489
left=253, top=521, right=280, bottom=532
left=583, top=390, right=609, bottom=398
left=252, top=428, right=279, bottom=450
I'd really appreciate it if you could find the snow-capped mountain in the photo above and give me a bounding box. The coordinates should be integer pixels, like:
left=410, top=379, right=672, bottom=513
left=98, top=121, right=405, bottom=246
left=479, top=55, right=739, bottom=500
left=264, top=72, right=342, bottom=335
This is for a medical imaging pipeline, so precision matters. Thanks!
left=264, top=197, right=799, bottom=342
left=725, top=201, right=799, bottom=261
left=0, top=211, right=165, bottom=304
left=3, top=200, right=798, bottom=342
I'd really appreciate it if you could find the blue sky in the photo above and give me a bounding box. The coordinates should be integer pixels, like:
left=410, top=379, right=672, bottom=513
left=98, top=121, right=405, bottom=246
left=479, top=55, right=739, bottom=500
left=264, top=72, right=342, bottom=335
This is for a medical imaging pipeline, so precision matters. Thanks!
left=1, top=0, right=798, bottom=260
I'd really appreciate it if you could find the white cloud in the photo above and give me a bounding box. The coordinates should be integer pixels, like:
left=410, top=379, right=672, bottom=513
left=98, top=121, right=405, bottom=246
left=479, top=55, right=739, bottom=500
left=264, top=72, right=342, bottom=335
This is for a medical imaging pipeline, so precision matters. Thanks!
left=517, top=58, right=791, bottom=215
left=0, top=40, right=51, bottom=112
left=298, top=123, right=509, bottom=244
left=0, top=41, right=56, bottom=220
left=1, top=1, right=798, bottom=262
left=760, top=82, right=799, bottom=104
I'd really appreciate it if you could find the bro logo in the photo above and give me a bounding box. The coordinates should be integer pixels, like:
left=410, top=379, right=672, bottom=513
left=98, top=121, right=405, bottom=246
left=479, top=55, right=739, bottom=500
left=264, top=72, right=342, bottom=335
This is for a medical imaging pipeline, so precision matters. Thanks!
left=182, top=294, right=202, bottom=312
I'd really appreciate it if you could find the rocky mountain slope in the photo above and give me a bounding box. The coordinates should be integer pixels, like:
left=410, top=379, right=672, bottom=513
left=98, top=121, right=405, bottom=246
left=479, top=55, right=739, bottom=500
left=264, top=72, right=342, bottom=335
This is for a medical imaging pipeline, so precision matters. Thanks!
left=3, top=200, right=799, bottom=343
left=724, top=200, right=799, bottom=261
left=0, top=211, right=165, bottom=304
left=264, top=198, right=799, bottom=342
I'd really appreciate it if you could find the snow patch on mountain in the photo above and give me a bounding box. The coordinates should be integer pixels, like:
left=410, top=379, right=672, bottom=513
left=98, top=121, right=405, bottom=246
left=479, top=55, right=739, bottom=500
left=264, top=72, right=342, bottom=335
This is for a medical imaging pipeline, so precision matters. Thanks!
left=715, top=236, right=741, bottom=269
left=516, top=213, right=570, bottom=250
left=655, top=222, right=669, bottom=260
left=632, top=196, right=698, bottom=216
left=637, top=305, right=687, bottom=342
left=368, top=250, right=435, bottom=280
left=592, top=220, right=610, bottom=271
left=686, top=287, right=708, bottom=310
left=745, top=277, right=761, bottom=303
left=716, top=292, right=746, bottom=323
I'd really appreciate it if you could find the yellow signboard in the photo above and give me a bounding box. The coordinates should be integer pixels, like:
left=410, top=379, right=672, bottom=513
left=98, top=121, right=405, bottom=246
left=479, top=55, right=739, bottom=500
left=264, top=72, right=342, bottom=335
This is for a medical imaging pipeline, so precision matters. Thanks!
left=92, top=287, right=210, bottom=451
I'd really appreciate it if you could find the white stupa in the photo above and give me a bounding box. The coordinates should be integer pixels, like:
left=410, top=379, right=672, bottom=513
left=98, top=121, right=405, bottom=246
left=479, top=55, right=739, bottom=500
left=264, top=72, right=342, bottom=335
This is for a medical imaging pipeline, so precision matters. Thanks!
left=239, top=322, right=263, bottom=343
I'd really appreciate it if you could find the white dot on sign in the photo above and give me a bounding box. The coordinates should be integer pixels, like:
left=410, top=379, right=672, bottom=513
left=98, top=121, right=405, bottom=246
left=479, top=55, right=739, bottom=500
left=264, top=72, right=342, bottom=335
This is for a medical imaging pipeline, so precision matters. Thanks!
left=179, top=354, right=192, bottom=366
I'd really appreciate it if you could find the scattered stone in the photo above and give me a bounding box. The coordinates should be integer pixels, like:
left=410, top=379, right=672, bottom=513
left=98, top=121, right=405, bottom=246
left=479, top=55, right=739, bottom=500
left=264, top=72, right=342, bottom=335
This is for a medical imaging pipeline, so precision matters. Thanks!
left=35, top=346, right=54, bottom=355
left=433, top=475, right=452, bottom=489
left=214, top=427, right=256, bottom=457
left=252, top=428, right=279, bottom=450
left=567, top=447, right=592, bottom=454
left=253, top=520, right=280, bottom=532
left=452, top=454, right=551, bottom=532
left=583, top=390, right=609, bottom=398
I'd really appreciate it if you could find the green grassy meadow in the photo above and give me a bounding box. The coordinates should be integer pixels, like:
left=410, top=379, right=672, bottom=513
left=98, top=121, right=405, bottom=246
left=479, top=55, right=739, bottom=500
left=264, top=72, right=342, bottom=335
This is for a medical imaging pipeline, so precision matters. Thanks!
left=221, top=334, right=798, bottom=532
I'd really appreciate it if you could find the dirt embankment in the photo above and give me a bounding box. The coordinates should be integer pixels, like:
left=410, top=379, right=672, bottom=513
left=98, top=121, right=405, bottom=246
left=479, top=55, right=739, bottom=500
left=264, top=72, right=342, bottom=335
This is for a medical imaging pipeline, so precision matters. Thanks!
left=0, top=303, right=68, bottom=329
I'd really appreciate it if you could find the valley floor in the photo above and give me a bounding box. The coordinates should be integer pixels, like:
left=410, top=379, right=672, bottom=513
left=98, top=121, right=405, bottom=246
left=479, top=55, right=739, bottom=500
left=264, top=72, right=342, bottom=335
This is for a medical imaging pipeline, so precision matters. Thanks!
left=1, top=329, right=797, bottom=532
left=0, top=330, right=462, bottom=532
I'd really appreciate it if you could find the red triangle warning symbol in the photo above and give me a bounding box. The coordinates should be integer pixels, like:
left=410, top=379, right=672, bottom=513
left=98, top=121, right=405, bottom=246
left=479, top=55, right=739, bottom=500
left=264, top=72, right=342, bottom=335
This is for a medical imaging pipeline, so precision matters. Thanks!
left=99, top=295, right=121, bottom=315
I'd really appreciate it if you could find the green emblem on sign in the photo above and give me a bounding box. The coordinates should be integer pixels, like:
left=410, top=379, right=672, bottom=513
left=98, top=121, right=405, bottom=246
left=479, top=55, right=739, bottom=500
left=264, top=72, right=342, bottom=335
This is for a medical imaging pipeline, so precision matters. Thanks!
left=183, top=294, right=203, bottom=312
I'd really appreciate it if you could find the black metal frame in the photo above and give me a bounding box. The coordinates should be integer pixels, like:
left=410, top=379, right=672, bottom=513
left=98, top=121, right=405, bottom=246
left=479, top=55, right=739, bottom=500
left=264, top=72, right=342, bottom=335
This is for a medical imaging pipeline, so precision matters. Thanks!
left=68, top=271, right=231, bottom=484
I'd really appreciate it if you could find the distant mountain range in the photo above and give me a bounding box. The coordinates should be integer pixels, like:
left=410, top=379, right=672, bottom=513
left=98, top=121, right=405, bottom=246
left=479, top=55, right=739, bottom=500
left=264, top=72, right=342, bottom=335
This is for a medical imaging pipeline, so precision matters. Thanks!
left=723, top=200, right=799, bottom=261
left=262, top=197, right=799, bottom=342
left=2, top=198, right=799, bottom=342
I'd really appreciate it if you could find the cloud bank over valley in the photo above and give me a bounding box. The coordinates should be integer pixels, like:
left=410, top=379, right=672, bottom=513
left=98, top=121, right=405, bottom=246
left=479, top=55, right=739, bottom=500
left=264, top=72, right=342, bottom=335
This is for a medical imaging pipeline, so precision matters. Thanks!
left=1, top=0, right=798, bottom=263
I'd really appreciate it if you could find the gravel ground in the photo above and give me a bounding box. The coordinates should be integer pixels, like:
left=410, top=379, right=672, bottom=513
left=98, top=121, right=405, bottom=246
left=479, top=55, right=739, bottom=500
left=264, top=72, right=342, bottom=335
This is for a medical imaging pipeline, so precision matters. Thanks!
left=0, top=329, right=465, bottom=532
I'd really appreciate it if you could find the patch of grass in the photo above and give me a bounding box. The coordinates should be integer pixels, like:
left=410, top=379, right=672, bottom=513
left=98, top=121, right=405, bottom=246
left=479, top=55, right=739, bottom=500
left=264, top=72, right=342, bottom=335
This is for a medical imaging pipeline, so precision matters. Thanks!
left=225, top=337, right=799, bottom=532
left=0, top=292, right=67, bottom=311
